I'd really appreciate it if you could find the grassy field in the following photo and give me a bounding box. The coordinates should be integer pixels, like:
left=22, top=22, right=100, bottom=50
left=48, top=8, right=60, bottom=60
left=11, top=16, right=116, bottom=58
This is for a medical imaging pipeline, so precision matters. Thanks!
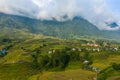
left=92, top=55, right=120, bottom=69
left=0, top=38, right=120, bottom=80
left=29, top=69, right=96, bottom=80
left=97, top=66, right=120, bottom=80
left=0, top=62, right=96, bottom=80
left=0, top=63, right=39, bottom=80
left=107, top=76, right=120, bottom=80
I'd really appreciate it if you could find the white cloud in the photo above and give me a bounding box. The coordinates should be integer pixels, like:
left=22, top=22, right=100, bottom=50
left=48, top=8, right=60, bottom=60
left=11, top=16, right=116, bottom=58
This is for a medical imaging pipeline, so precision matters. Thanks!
left=0, top=0, right=119, bottom=30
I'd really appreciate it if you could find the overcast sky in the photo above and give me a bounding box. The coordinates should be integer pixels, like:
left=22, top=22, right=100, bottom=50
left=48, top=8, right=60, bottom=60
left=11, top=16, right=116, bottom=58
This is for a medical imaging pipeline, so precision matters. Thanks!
left=0, top=0, right=120, bottom=30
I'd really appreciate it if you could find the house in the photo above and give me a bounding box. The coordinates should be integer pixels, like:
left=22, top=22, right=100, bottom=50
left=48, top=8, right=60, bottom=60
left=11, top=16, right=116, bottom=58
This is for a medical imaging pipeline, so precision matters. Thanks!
left=86, top=66, right=101, bottom=73
left=48, top=51, right=52, bottom=54
left=83, top=60, right=89, bottom=64
left=53, top=49, right=56, bottom=53
left=114, top=47, right=118, bottom=51
left=87, top=43, right=99, bottom=47
left=48, top=49, right=56, bottom=54
left=92, top=67, right=101, bottom=72
left=97, top=48, right=100, bottom=52
left=72, top=48, right=76, bottom=51
left=92, top=48, right=96, bottom=51
left=0, top=49, right=7, bottom=55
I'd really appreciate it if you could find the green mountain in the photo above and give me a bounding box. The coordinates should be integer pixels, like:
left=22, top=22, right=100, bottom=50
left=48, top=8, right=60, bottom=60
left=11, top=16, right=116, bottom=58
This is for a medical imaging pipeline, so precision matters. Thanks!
left=0, top=12, right=119, bottom=40
left=0, top=13, right=103, bottom=39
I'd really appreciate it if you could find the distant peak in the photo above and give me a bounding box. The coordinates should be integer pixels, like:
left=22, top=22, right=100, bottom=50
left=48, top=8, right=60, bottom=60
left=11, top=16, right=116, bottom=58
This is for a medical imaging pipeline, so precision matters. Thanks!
left=106, top=22, right=119, bottom=28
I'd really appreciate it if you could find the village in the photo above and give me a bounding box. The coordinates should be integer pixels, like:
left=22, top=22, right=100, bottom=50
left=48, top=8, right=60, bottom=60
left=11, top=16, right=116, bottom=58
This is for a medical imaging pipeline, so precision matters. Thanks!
left=0, top=39, right=120, bottom=80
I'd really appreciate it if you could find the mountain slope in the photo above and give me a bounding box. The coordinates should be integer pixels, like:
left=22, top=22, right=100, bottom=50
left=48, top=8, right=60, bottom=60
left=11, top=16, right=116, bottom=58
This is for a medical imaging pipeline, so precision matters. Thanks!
left=0, top=13, right=103, bottom=39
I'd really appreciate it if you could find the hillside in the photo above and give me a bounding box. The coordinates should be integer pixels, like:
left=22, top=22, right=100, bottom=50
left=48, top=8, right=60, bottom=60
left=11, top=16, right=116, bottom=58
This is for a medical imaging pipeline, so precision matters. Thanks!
left=0, top=13, right=103, bottom=39
left=0, top=37, right=120, bottom=80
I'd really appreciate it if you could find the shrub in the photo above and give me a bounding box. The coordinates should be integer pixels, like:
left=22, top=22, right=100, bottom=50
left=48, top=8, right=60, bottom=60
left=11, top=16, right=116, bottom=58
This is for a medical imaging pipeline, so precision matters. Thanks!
left=112, top=63, right=120, bottom=71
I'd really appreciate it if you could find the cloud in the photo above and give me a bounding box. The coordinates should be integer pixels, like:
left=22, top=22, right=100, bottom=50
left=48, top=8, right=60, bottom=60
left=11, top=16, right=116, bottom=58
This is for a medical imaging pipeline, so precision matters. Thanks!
left=0, top=0, right=119, bottom=30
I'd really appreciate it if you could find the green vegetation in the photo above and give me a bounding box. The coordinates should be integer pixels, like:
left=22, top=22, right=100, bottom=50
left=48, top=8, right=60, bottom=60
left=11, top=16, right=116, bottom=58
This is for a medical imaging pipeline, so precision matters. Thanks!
left=0, top=36, right=120, bottom=80
left=0, top=13, right=120, bottom=80
left=97, top=63, right=120, bottom=80
left=28, top=69, right=95, bottom=80
left=0, top=63, right=39, bottom=80
left=0, top=13, right=114, bottom=40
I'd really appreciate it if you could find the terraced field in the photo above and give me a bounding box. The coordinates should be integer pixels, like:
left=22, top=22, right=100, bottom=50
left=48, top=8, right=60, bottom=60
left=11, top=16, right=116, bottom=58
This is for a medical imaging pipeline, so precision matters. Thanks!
left=107, top=76, right=120, bottom=80
left=0, top=38, right=120, bottom=80
left=29, top=69, right=96, bottom=80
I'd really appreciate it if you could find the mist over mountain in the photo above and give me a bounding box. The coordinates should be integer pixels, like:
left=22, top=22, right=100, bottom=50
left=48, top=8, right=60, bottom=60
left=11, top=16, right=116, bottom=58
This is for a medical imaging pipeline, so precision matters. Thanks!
left=0, top=0, right=120, bottom=30
left=0, top=12, right=120, bottom=40
left=0, top=13, right=100, bottom=38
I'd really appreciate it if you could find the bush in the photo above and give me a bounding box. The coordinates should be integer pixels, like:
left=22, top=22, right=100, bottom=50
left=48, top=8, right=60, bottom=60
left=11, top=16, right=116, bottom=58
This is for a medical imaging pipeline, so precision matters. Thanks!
left=83, top=52, right=93, bottom=65
left=32, top=49, right=70, bottom=70
left=37, top=55, right=50, bottom=69
left=48, top=50, right=70, bottom=69
left=112, top=63, right=120, bottom=71
left=68, top=51, right=80, bottom=61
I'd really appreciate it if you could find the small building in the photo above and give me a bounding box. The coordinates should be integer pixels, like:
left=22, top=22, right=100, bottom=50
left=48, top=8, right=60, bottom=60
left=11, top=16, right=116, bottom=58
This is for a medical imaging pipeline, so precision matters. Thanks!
left=92, top=67, right=101, bottom=72
left=72, top=48, right=76, bottom=51
left=114, top=47, right=118, bottom=51
left=87, top=43, right=99, bottom=47
left=97, top=48, right=100, bottom=52
left=83, top=60, right=89, bottom=64
left=0, top=49, right=7, bottom=55
left=48, top=51, right=52, bottom=54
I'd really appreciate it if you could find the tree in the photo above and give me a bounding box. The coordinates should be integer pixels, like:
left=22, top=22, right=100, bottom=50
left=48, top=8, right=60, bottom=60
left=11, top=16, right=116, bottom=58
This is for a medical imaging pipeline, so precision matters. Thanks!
left=68, top=51, right=80, bottom=61
left=48, top=49, right=70, bottom=69
left=112, top=63, right=120, bottom=71
left=83, top=52, right=93, bottom=65
left=31, top=49, right=41, bottom=69
left=37, top=55, right=50, bottom=69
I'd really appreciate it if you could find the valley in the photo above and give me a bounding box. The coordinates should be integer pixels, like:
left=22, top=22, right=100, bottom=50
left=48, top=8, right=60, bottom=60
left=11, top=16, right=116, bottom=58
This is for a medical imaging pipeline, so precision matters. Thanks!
left=0, top=12, right=120, bottom=80
left=0, top=35, right=120, bottom=80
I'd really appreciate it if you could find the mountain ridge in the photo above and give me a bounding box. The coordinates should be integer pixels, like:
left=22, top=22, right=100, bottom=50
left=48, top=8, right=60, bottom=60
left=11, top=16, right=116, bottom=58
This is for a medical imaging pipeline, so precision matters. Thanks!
left=0, top=12, right=120, bottom=40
